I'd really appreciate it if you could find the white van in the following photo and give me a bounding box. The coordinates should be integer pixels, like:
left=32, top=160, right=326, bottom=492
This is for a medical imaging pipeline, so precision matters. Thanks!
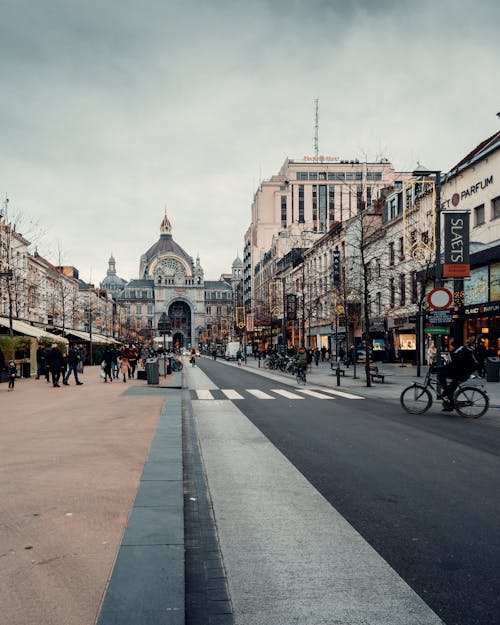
left=225, top=342, right=242, bottom=360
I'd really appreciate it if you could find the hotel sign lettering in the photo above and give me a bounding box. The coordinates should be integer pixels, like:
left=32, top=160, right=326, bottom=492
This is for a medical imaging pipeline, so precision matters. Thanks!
left=443, top=212, right=470, bottom=278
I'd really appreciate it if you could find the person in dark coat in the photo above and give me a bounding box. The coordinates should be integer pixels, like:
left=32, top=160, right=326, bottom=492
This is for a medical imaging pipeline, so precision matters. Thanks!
left=7, top=359, right=17, bottom=390
left=474, top=338, right=487, bottom=377
left=47, top=343, right=63, bottom=387
left=102, top=346, right=114, bottom=382
left=36, top=344, right=46, bottom=379
left=63, top=346, right=83, bottom=385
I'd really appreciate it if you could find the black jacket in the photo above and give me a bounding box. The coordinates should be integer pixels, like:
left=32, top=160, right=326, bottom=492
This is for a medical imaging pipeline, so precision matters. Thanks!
left=47, top=347, right=63, bottom=370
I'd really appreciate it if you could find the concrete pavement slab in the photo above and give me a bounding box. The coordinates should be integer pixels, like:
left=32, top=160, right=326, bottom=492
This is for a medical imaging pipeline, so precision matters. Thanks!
left=0, top=366, right=166, bottom=625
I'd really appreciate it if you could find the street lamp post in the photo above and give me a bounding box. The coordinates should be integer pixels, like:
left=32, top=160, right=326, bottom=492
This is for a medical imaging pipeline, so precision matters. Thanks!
left=412, top=165, right=443, bottom=380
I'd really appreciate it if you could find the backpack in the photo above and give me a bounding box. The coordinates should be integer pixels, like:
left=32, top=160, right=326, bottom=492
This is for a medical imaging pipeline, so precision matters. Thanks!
left=452, top=346, right=478, bottom=377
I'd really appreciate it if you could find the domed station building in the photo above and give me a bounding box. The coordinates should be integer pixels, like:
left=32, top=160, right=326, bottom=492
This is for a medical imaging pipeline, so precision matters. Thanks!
left=118, top=214, right=205, bottom=348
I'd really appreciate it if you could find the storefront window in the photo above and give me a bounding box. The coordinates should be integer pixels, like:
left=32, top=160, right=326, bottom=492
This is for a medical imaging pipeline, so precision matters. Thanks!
left=464, top=267, right=488, bottom=305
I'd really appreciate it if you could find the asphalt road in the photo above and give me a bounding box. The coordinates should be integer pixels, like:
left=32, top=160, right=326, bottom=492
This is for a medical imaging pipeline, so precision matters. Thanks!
left=193, top=358, right=500, bottom=625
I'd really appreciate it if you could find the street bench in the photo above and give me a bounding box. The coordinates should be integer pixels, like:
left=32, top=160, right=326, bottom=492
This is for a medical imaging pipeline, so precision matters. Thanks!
left=330, top=363, right=348, bottom=376
left=369, top=365, right=392, bottom=383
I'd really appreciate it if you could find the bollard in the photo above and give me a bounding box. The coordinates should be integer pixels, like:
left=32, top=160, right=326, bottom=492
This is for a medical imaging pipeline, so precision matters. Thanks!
left=336, top=364, right=341, bottom=387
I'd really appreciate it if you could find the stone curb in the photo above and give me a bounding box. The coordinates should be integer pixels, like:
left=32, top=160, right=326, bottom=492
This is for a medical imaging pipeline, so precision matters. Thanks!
left=96, top=390, right=185, bottom=625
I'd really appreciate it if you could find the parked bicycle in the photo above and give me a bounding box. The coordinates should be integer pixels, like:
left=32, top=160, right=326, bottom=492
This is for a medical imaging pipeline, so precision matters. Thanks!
left=400, top=365, right=489, bottom=418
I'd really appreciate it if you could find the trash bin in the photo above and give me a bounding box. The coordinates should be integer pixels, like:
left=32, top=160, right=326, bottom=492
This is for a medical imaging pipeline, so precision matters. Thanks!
left=158, top=357, right=165, bottom=377
left=22, top=362, right=31, bottom=378
left=146, top=358, right=159, bottom=385
left=485, top=357, right=500, bottom=382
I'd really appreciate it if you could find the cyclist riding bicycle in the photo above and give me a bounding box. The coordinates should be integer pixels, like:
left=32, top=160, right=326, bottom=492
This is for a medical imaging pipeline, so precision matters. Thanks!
left=294, top=345, right=308, bottom=376
left=437, top=337, right=478, bottom=411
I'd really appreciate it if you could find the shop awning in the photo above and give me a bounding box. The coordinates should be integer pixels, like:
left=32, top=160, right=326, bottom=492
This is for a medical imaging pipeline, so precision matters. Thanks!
left=0, top=317, right=68, bottom=343
left=55, top=328, right=117, bottom=345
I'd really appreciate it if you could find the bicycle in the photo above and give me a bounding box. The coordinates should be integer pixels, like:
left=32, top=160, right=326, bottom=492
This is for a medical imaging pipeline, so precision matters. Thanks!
left=296, top=365, right=307, bottom=385
left=400, top=366, right=489, bottom=418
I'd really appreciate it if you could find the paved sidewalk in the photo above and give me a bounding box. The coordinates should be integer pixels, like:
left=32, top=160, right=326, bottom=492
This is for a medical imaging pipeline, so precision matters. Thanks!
left=211, top=356, right=500, bottom=410
left=0, top=366, right=182, bottom=625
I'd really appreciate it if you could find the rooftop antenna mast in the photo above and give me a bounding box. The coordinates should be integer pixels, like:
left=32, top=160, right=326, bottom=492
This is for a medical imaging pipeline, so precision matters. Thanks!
left=313, top=98, right=319, bottom=157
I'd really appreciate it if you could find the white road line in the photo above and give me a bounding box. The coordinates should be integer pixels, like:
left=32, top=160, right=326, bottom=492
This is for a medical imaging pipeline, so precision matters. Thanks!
left=271, top=389, right=305, bottom=399
left=296, top=388, right=331, bottom=399
left=311, top=387, right=364, bottom=400
left=196, top=389, right=214, bottom=400
left=247, top=389, right=275, bottom=400
left=221, top=389, right=244, bottom=400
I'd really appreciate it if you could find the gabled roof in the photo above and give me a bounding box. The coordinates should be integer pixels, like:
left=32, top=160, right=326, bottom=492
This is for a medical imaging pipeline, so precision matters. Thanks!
left=448, top=130, right=500, bottom=179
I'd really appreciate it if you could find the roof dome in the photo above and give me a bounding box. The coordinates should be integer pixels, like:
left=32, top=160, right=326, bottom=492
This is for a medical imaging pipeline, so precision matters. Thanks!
left=232, top=251, right=243, bottom=266
left=140, top=214, right=193, bottom=277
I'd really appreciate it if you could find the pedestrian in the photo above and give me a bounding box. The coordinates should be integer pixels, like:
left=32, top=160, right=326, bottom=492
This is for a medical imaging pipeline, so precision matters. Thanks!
left=314, top=348, right=320, bottom=366
left=102, top=346, right=114, bottom=382
left=212, top=348, right=217, bottom=361
left=189, top=347, right=196, bottom=366
left=321, top=346, right=326, bottom=362
left=349, top=345, right=356, bottom=366
left=7, top=359, right=17, bottom=390
left=129, top=345, right=138, bottom=378
left=338, top=346, right=346, bottom=364
left=43, top=344, right=51, bottom=382
left=474, top=338, right=487, bottom=377
left=306, top=349, right=313, bottom=368
left=236, top=348, right=243, bottom=366
left=119, top=352, right=130, bottom=382
left=427, top=341, right=437, bottom=365
left=111, top=345, right=120, bottom=379
left=35, top=344, right=46, bottom=379
left=47, top=343, right=63, bottom=387
left=63, top=345, right=83, bottom=385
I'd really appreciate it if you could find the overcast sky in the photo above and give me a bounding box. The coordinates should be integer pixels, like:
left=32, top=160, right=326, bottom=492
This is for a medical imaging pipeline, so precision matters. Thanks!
left=1, top=0, right=499, bottom=284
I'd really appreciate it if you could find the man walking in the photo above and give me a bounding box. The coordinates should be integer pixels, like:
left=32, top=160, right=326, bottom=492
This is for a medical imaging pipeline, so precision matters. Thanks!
left=63, top=345, right=83, bottom=386
left=47, top=343, right=63, bottom=387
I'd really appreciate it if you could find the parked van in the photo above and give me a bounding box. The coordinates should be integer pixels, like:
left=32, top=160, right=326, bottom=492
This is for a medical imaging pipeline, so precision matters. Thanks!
left=225, top=342, right=242, bottom=360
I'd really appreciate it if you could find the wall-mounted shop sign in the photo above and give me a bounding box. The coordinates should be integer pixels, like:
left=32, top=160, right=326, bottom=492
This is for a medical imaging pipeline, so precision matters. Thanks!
left=443, top=212, right=470, bottom=277
left=464, top=302, right=500, bottom=316
left=286, top=294, right=297, bottom=320
left=332, top=250, right=341, bottom=285
left=443, top=175, right=494, bottom=209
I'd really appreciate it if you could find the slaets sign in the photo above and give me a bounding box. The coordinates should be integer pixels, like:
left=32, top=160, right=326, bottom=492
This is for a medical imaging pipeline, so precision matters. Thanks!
left=443, top=212, right=470, bottom=278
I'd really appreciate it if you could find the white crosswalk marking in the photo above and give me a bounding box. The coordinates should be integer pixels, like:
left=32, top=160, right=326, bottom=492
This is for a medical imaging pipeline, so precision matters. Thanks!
left=271, top=389, right=304, bottom=399
left=221, top=389, right=244, bottom=400
left=247, top=389, right=275, bottom=400
left=196, top=389, right=214, bottom=400
left=310, top=387, right=364, bottom=400
left=295, top=389, right=331, bottom=399
left=193, top=388, right=363, bottom=401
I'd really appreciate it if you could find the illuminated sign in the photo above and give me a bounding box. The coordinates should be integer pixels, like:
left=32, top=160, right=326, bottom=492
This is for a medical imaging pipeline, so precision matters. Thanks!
left=443, top=212, right=470, bottom=278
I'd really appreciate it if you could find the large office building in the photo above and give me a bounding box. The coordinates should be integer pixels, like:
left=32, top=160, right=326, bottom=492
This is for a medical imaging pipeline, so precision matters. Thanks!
left=243, top=155, right=410, bottom=323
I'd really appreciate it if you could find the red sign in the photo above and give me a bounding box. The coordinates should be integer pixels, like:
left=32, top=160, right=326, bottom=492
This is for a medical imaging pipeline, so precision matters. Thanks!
left=427, top=287, right=453, bottom=310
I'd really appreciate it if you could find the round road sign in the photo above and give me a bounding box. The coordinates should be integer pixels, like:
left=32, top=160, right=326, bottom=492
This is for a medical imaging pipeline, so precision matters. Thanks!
left=427, top=287, right=453, bottom=310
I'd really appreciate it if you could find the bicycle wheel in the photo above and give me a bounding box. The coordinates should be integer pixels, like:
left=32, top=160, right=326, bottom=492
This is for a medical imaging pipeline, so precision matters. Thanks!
left=454, top=386, right=489, bottom=419
left=400, top=384, right=432, bottom=414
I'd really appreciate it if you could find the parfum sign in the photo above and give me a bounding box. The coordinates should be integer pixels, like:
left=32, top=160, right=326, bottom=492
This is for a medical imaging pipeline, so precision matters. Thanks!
left=443, top=212, right=470, bottom=278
